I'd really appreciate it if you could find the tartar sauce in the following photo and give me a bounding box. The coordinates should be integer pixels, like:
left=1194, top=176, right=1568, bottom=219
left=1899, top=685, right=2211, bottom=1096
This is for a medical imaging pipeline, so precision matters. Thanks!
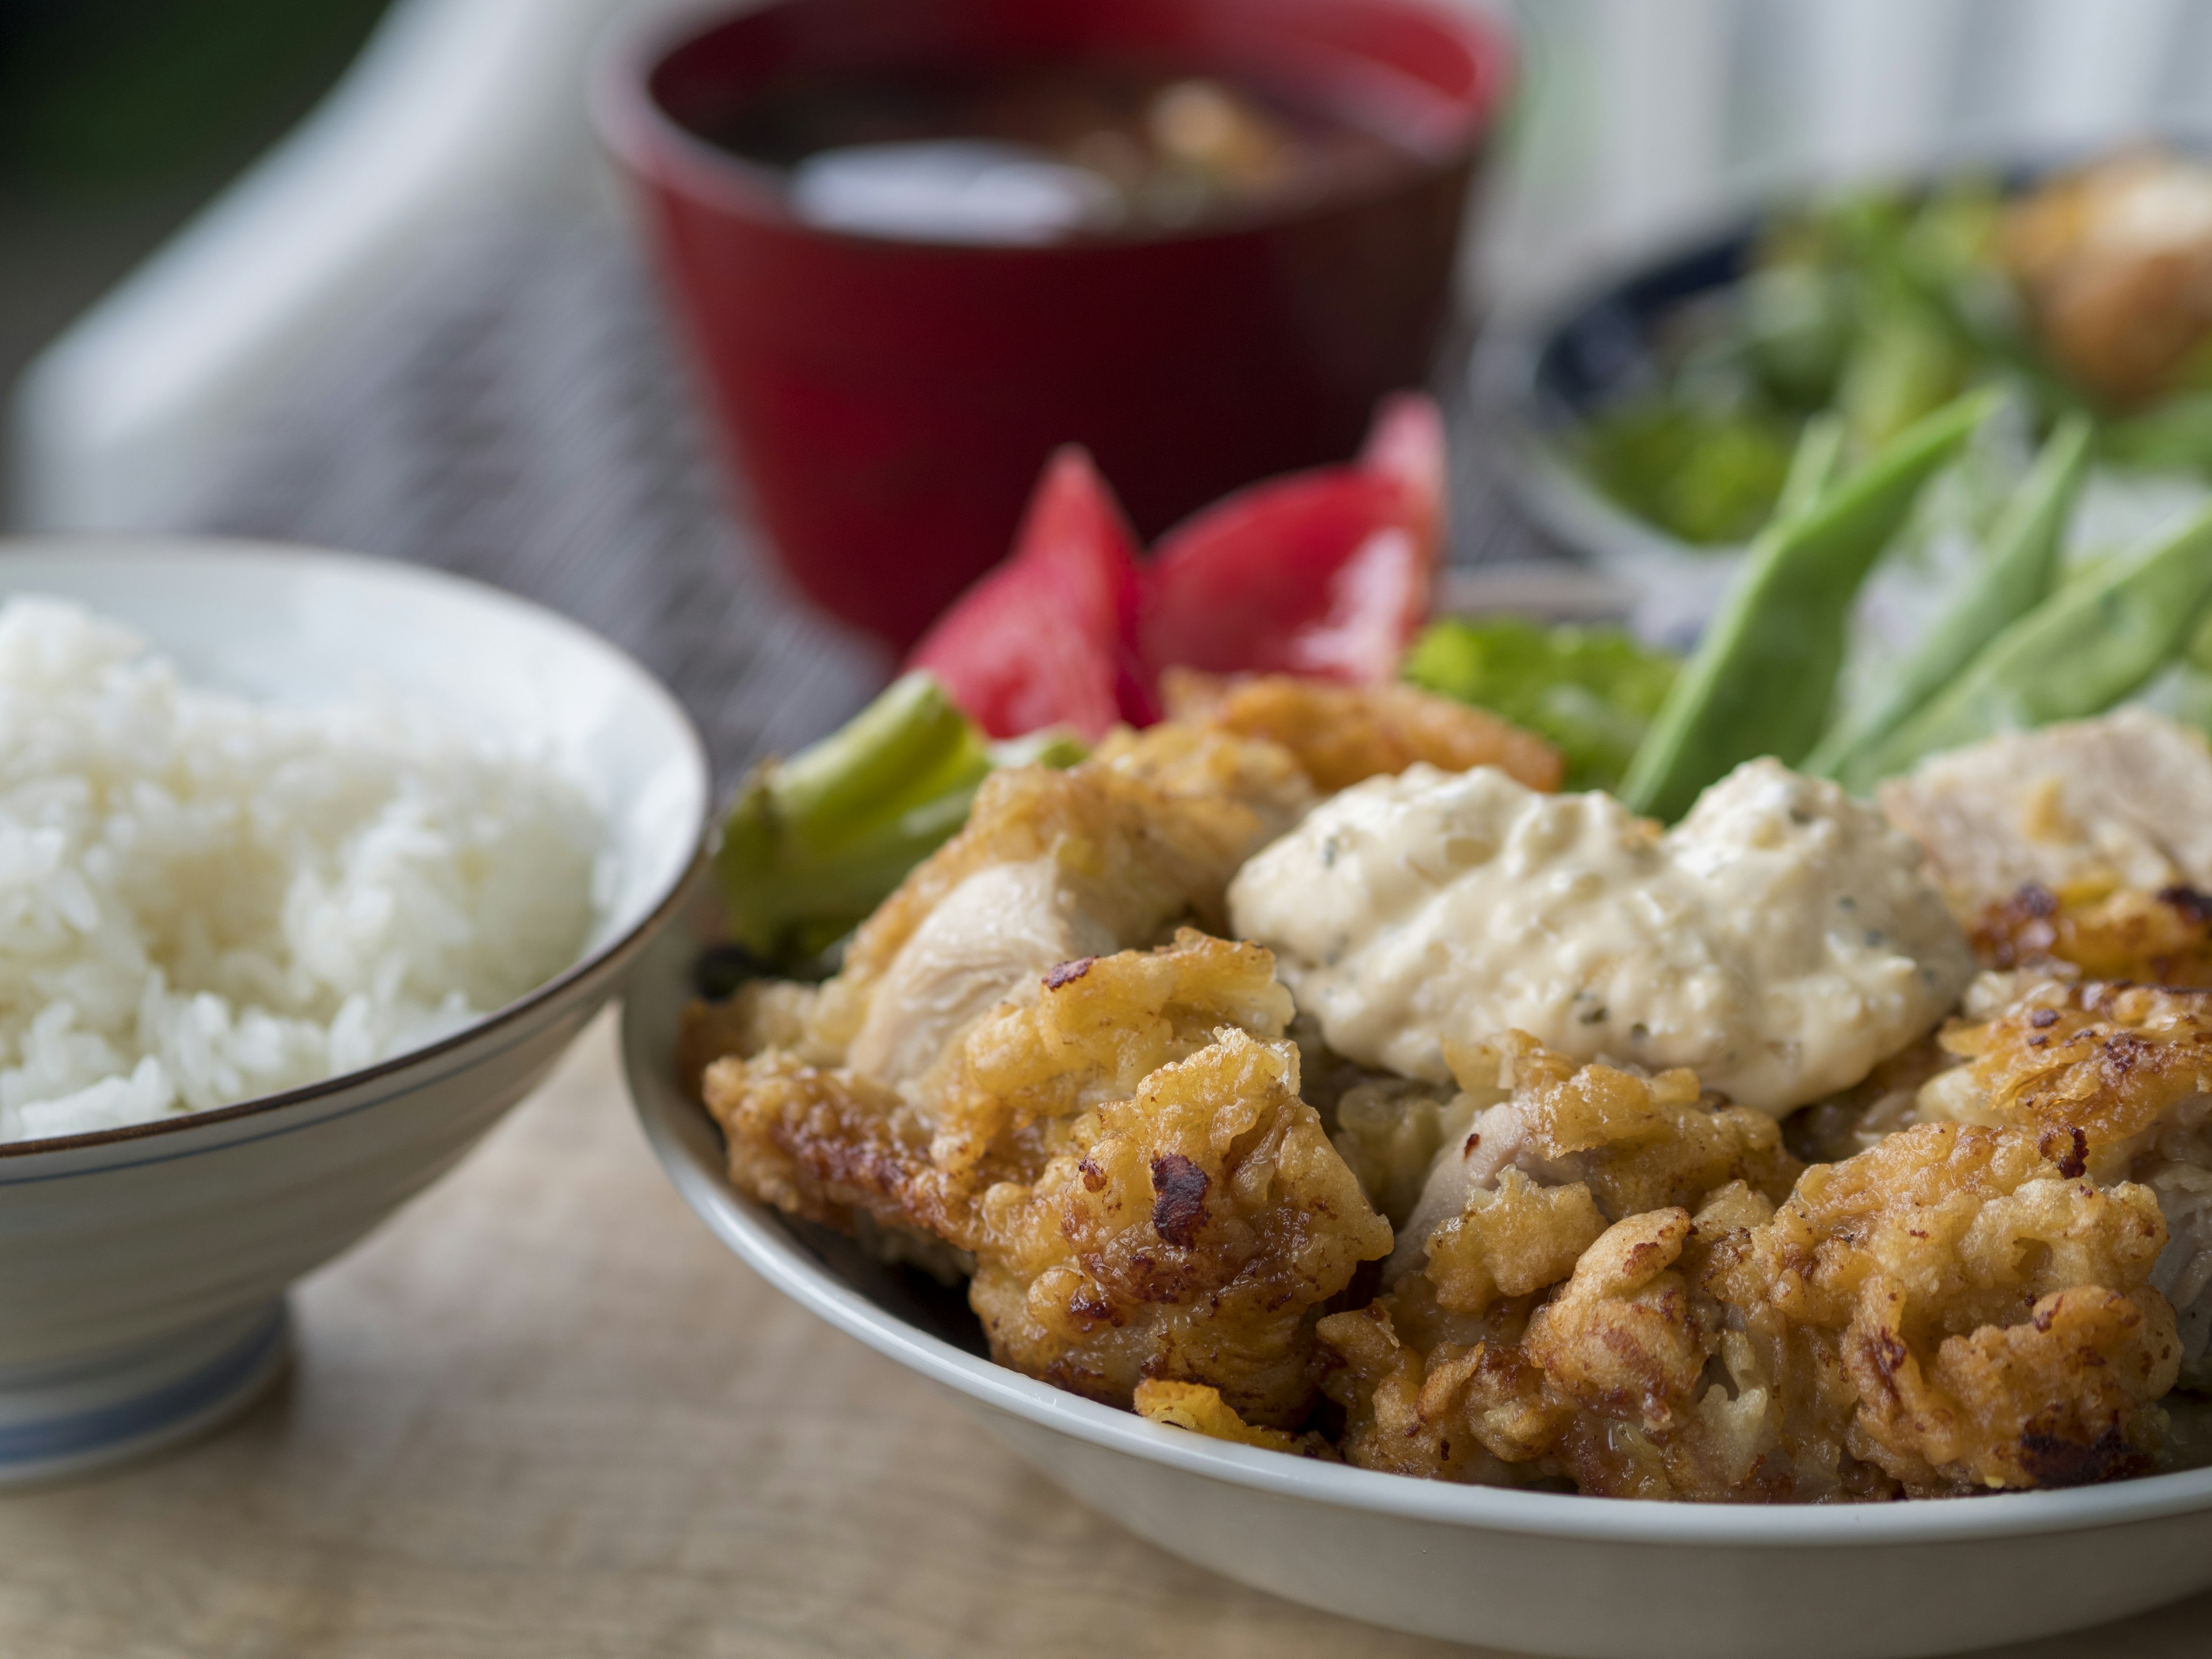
left=1227, top=759, right=1974, bottom=1115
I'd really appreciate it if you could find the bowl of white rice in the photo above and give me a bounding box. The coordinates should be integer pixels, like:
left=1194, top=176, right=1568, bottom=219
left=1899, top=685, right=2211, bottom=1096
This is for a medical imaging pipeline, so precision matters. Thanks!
left=0, top=537, right=709, bottom=1483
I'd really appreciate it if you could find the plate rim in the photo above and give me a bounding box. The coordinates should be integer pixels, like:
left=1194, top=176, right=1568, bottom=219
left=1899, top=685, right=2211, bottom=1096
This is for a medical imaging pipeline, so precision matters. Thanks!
left=620, top=903, right=2212, bottom=1551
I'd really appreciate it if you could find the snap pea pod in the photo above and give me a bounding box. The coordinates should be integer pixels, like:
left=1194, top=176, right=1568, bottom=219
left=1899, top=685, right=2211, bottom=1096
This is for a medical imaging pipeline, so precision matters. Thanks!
left=1857, top=499, right=2212, bottom=781
left=1619, top=390, right=1995, bottom=821
left=1806, top=412, right=2091, bottom=790
left=1772, top=412, right=1846, bottom=525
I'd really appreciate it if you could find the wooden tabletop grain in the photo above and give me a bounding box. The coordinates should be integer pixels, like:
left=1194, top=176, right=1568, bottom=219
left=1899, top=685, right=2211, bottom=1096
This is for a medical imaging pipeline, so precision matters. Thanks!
left=1, top=1012, right=2205, bottom=1659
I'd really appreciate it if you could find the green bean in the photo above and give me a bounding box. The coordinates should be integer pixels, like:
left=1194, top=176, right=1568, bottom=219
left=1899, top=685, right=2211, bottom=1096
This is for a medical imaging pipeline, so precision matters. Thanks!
left=1620, top=390, right=1995, bottom=821
left=1773, top=412, right=1846, bottom=524
left=1855, top=498, right=2212, bottom=781
left=1838, top=293, right=1967, bottom=454
left=1808, top=413, right=2090, bottom=789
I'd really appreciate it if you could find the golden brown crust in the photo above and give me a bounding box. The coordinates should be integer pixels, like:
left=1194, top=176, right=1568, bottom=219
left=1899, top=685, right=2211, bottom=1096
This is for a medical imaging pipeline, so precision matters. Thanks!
left=1972, top=881, right=2212, bottom=989
left=923, top=929, right=1293, bottom=1173
left=806, top=726, right=1314, bottom=1061
left=1159, top=669, right=1565, bottom=794
left=1132, top=1379, right=1336, bottom=1457
left=967, top=1028, right=1392, bottom=1425
left=1923, top=978, right=2212, bottom=1163
left=1709, top=1122, right=2175, bottom=1494
left=1433, top=1031, right=1803, bottom=1226
left=1321, top=1039, right=2180, bottom=1501
left=707, top=942, right=1392, bottom=1427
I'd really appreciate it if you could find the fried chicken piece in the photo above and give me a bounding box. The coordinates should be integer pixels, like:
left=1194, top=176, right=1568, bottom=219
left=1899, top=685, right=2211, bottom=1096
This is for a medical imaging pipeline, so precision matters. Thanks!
left=694, top=678, right=1550, bottom=1116
left=678, top=978, right=824, bottom=1093
left=1160, top=668, right=1563, bottom=794
left=804, top=724, right=1314, bottom=1090
left=706, top=945, right=1392, bottom=1427
left=1878, top=709, right=2212, bottom=923
left=967, top=1028, right=1392, bottom=1426
left=1320, top=1202, right=1774, bottom=1499
left=1391, top=1031, right=1801, bottom=1284
left=700, top=1047, right=959, bottom=1240
left=1132, top=1379, right=1335, bottom=1457
left=1325, top=1071, right=1461, bottom=1230
left=1709, top=1123, right=2177, bottom=1494
left=705, top=933, right=1293, bottom=1225
left=1921, top=976, right=2212, bottom=1384
left=1971, top=877, right=2212, bottom=987
left=1320, top=1036, right=2181, bottom=1499
left=922, top=930, right=1293, bottom=1172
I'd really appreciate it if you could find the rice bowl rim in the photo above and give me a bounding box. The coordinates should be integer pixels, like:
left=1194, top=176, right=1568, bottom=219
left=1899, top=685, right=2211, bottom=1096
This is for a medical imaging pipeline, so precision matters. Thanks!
left=0, top=536, right=714, bottom=1160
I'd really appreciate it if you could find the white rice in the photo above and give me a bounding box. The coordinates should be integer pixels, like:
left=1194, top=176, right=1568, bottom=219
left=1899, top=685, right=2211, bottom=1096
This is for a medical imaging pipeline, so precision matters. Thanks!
left=0, top=596, right=604, bottom=1143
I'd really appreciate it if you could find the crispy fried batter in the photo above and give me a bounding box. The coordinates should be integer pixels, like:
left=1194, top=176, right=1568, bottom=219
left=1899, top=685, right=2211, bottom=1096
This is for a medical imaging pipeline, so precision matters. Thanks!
left=1132, top=1378, right=1335, bottom=1457
left=1160, top=668, right=1564, bottom=794
left=1972, top=879, right=2212, bottom=988
left=1422, top=1169, right=1608, bottom=1316
left=1922, top=978, right=2212, bottom=1168
left=1391, top=1031, right=1801, bottom=1283
left=679, top=979, right=823, bottom=1093
left=1709, top=1123, right=2176, bottom=1493
left=967, top=1028, right=1392, bottom=1425
left=1921, top=975, right=2212, bottom=1387
left=707, top=935, right=1295, bottom=1219
left=805, top=725, right=1315, bottom=1077
left=707, top=944, right=1392, bottom=1426
left=700, top=1049, right=960, bottom=1238
left=923, top=930, right=1293, bottom=1172
left=1321, top=1036, right=2180, bottom=1499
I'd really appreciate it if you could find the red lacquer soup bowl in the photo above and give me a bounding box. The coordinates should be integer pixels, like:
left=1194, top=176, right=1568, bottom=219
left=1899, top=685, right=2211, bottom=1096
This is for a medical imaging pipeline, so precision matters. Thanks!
left=595, top=0, right=1513, bottom=650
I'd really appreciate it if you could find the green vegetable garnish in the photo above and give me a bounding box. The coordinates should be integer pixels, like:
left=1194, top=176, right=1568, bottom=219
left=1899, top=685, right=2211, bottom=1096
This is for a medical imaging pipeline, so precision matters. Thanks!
left=714, top=672, right=1085, bottom=969
left=2103, top=392, right=2212, bottom=476
left=1772, top=411, right=1846, bottom=524
left=1836, top=289, right=1969, bottom=454
left=1619, top=390, right=1995, bottom=822
left=1404, top=618, right=1679, bottom=791
left=1578, top=404, right=1796, bottom=547
left=1808, top=413, right=2092, bottom=789
left=1854, top=499, right=2212, bottom=781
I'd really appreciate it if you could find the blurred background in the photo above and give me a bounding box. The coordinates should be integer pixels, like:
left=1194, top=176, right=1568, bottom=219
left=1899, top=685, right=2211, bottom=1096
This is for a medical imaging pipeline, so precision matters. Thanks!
left=13, top=0, right=2212, bottom=532
left=10, top=0, right=2212, bottom=768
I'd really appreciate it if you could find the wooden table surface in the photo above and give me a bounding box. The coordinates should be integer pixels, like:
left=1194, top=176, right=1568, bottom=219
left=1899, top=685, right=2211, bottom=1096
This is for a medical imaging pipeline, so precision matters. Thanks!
left=3, top=1012, right=2207, bottom=1659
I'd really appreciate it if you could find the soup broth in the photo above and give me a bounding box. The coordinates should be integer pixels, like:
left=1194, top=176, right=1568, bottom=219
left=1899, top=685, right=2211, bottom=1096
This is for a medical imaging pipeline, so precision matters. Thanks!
left=695, top=63, right=1422, bottom=244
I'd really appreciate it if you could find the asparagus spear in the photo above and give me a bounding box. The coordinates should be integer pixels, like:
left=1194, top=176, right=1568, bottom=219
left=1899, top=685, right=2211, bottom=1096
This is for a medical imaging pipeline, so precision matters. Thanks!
left=1619, top=390, right=1995, bottom=822
left=714, top=672, right=1084, bottom=969
left=1806, top=412, right=2091, bottom=789
left=1855, top=499, right=2212, bottom=781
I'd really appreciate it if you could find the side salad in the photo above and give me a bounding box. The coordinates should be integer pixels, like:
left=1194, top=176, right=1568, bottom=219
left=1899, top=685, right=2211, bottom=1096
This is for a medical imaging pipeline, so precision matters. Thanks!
left=717, top=383, right=2212, bottom=971
left=1575, top=149, right=2212, bottom=551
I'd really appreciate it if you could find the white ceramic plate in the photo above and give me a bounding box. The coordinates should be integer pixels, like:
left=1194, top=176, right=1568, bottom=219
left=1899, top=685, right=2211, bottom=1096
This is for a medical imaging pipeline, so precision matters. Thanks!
left=622, top=893, right=2212, bottom=1659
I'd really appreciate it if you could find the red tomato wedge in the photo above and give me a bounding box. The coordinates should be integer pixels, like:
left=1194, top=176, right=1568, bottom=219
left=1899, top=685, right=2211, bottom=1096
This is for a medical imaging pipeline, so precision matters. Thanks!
left=906, top=447, right=1147, bottom=740
left=1137, top=395, right=1446, bottom=685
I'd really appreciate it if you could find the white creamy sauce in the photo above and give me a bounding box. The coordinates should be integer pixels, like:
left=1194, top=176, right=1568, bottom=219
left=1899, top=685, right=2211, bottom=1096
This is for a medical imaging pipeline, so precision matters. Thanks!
left=1228, top=759, right=1975, bottom=1115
